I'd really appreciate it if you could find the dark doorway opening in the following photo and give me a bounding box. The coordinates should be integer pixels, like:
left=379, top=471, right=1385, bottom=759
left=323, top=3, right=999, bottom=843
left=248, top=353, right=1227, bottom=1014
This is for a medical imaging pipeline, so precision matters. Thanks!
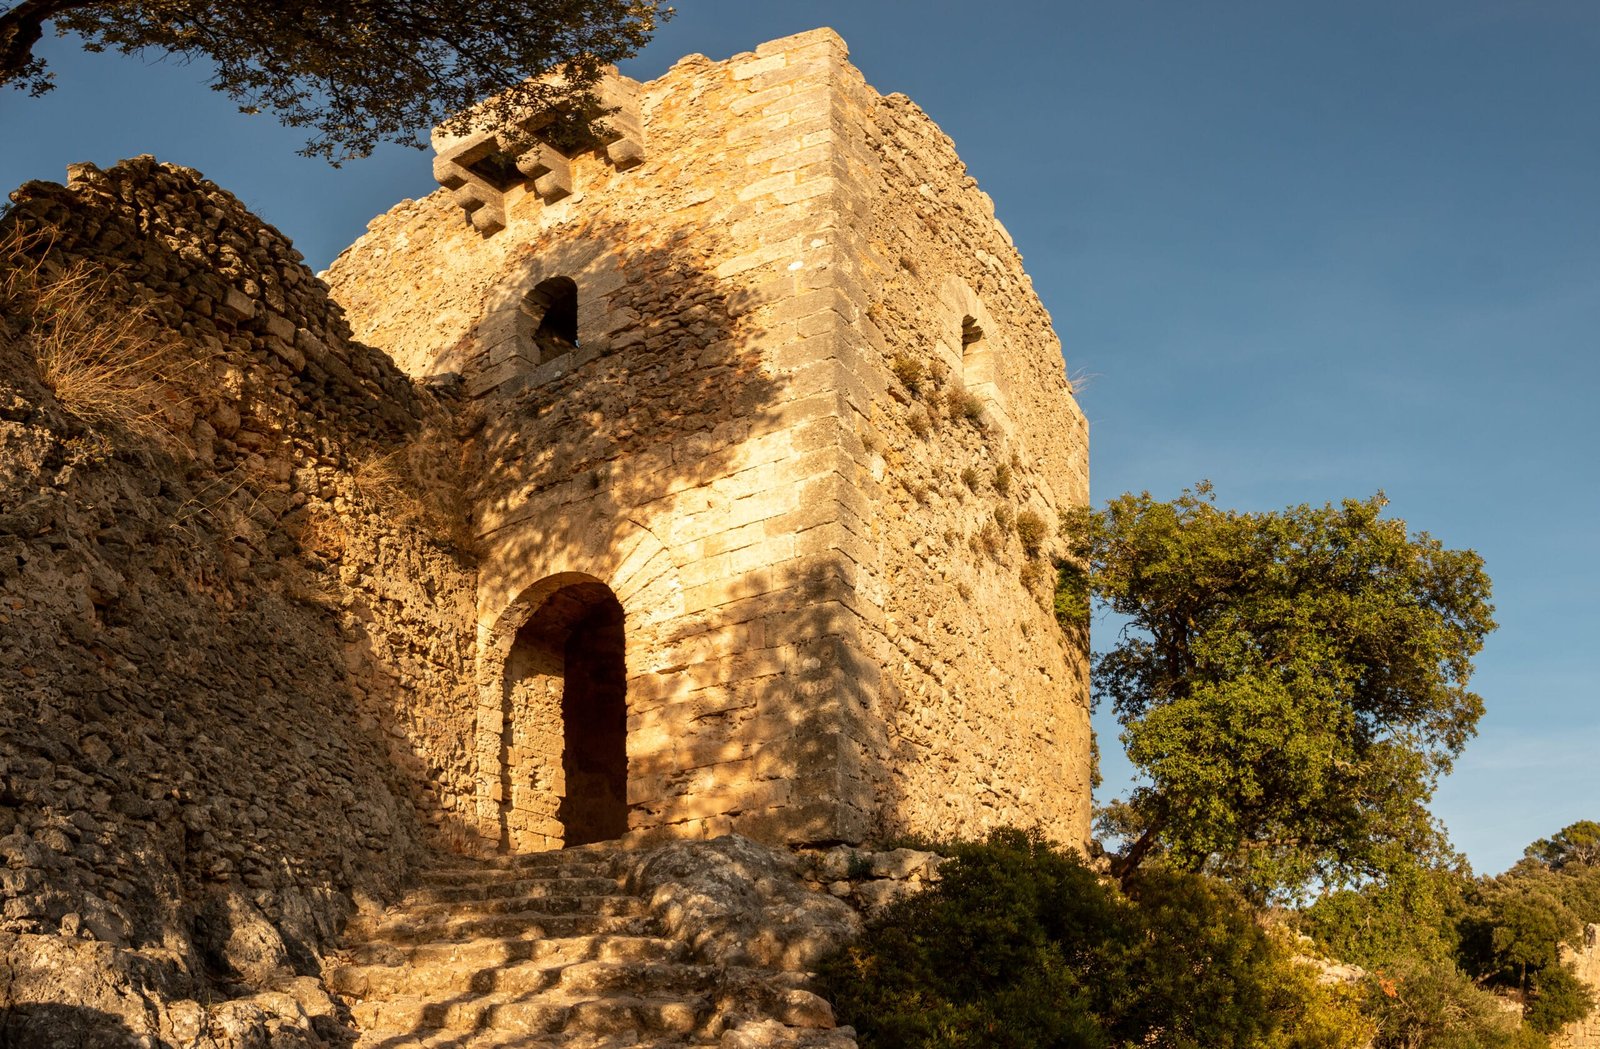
left=502, top=579, right=628, bottom=848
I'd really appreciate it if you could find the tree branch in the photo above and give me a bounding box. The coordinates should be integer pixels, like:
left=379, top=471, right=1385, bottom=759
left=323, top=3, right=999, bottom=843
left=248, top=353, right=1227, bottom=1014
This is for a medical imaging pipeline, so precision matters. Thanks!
left=1, top=0, right=102, bottom=87
left=1110, top=817, right=1167, bottom=885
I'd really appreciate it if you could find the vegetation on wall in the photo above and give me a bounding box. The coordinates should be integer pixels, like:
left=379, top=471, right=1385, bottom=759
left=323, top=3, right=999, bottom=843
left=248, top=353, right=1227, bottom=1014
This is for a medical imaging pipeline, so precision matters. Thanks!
left=0, top=225, right=184, bottom=438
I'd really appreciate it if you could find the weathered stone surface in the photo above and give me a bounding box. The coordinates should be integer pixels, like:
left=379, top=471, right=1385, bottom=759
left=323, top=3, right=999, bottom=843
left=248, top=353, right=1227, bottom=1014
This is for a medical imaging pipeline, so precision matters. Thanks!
left=0, top=931, right=343, bottom=1048
left=1, top=156, right=479, bottom=1045
left=627, top=835, right=860, bottom=972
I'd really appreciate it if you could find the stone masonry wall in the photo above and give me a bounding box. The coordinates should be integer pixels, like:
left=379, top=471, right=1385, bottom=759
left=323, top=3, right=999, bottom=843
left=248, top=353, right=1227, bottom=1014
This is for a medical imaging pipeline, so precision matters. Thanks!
left=326, top=28, right=1091, bottom=850
left=1554, top=924, right=1600, bottom=1049
left=329, top=30, right=883, bottom=851
left=826, top=48, right=1092, bottom=844
left=0, top=158, right=478, bottom=1043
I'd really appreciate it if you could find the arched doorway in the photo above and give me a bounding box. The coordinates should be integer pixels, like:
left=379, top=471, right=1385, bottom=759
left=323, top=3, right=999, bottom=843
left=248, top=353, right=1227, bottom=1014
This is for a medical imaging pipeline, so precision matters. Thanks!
left=500, top=578, right=628, bottom=849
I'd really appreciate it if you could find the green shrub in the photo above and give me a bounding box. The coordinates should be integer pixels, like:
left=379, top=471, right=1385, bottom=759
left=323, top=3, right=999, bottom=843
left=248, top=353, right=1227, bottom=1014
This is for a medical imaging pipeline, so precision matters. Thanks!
left=1053, top=557, right=1090, bottom=635
left=821, top=828, right=1347, bottom=1049
left=1360, top=957, right=1528, bottom=1049
left=1525, top=964, right=1596, bottom=1035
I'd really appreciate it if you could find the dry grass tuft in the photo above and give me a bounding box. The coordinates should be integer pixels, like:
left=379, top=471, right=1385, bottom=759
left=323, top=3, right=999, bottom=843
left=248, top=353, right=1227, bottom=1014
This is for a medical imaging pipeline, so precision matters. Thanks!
left=1015, top=509, right=1048, bottom=559
left=353, top=425, right=473, bottom=549
left=1, top=225, right=182, bottom=438
left=905, top=406, right=932, bottom=440
left=945, top=387, right=985, bottom=426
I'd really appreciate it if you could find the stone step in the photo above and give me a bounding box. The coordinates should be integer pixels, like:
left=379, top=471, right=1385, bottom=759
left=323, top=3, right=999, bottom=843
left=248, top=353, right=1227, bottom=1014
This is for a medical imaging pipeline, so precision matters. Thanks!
left=353, top=1024, right=717, bottom=1049
left=353, top=895, right=646, bottom=940
left=400, top=889, right=643, bottom=921
left=351, top=994, right=569, bottom=1037
left=360, top=910, right=658, bottom=946
left=334, top=956, right=716, bottom=1001
left=350, top=992, right=706, bottom=1039
left=423, top=848, right=620, bottom=879
left=556, top=961, right=718, bottom=1000
left=407, top=875, right=626, bottom=905
left=419, top=859, right=621, bottom=888
left=346, top=933, right=689, bottom=972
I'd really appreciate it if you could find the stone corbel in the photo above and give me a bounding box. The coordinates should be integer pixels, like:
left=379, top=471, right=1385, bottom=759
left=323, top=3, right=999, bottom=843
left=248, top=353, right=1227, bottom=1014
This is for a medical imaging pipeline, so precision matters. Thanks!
left=430, top=70, right=648, bottom=236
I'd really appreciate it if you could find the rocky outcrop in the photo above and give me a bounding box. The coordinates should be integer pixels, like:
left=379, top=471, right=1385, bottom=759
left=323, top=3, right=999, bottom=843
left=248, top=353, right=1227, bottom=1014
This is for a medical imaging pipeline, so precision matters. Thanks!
left=626, top=836, right=861, bottom=973
left=793, top=845, right=945, bottom=914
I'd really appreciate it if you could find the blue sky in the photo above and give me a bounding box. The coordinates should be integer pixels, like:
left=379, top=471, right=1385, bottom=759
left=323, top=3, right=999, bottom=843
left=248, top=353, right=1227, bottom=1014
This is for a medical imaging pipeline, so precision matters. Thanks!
left=3, top=2, right=1595, bottom=875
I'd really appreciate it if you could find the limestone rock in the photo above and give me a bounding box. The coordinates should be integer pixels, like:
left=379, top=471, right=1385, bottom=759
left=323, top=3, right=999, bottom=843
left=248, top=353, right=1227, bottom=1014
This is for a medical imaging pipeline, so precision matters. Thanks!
left=626, top=835, right=861, bottom=971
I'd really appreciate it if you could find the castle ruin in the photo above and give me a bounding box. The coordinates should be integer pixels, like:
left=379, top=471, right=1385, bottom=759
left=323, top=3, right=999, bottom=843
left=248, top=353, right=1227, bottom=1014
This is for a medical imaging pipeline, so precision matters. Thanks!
left=0, top=27, right=1089, bottom=1045
left=326, top=27, right=1092, bottom=854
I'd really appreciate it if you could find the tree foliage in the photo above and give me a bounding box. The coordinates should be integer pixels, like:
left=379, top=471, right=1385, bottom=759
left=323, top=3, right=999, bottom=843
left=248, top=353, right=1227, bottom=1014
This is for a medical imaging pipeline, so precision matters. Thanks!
left=1524, top=821, right=1600, bottom=872
left=820, top=827, right=1362, bottom=1049
left=1063, top=484, right=1496, bottom=898
left=0, top=0, right=666, bottom=161
left=1301, top=821, right=1600, bottom=1046
left=1299, top=863, right=1471, bottom=972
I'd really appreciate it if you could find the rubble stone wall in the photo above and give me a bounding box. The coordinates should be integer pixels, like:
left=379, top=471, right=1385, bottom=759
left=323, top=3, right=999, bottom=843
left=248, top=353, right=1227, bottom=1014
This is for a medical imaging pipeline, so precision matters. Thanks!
left=831, top=49, right=1093, bottom=843
left=1554, top=924, right=1600, bottom=1048
left=0, top=157, right=479, bottom=1042
left=326, top=27, right=1091, bottom=850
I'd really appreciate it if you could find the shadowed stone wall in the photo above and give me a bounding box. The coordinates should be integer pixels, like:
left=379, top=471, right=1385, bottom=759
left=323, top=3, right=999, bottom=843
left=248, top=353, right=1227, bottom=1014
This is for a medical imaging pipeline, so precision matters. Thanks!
left=0, top=157, right=480, bottom=1041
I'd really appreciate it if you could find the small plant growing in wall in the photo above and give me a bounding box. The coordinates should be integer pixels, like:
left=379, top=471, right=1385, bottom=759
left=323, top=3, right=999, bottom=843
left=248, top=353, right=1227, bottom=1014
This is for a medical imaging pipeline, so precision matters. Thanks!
left=946, top=387, right=985, bottom=425
left=906, top=406, right=932, bottom=439
left=1020, top=558, right=1051, bottom=604
left=973, top=520, right=1002, bottom=560
left=993, top=504, right=1014, bottom=534
left=1015, top=509, right=1047, bottom=559
left=960, top=466, right=980, bottom=492
left=890, top=352, right=926, bottom=395
left=993, top=463, right=1013, bottom=496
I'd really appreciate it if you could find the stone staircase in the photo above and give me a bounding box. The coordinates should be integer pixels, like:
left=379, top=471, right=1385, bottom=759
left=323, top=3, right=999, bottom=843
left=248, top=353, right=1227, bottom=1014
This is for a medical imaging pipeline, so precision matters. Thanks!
left=326, top=843, right=855, bottom=1048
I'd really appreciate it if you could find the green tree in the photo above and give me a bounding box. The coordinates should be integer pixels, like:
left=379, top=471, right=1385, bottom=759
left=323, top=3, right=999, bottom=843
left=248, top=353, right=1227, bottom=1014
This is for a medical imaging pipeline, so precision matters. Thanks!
left=1300, top=863, right=1471, bottom=971
left=1524, top=821, right=1600, bottom=872
left=1062, top=484, right=1496, bottom=899
left=1455, top=859, right=1597, bottom=1035
left=0, top=0, right=665, bottom=161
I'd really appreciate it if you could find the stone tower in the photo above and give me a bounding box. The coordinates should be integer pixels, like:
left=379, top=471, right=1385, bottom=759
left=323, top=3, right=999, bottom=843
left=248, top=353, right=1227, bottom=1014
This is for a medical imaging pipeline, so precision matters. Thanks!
left=324, top=28, right=1092, bottom=854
